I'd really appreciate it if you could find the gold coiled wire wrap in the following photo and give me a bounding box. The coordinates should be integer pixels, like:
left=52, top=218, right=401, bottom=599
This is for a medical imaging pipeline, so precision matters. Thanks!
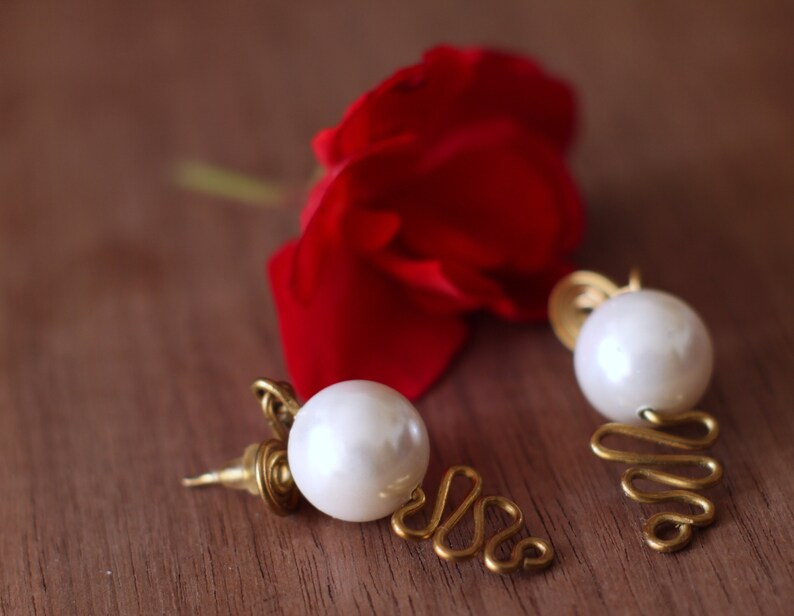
left=252, top=378, right=301, bottom=441
left=253, top=439, right=298, bottom=515
left=391, top=466, right=554, bottom=574
left=250, top=379, right=301, bottom=515
left=182, top=378, right=301, bottom=516
left=591, top=409, right=723, bottom=552
left=548, top=269, right=641, bottom=351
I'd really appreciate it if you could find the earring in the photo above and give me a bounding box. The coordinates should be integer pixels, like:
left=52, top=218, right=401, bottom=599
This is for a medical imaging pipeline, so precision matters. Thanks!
left=183, top=378, right=554, bottom=574
left=548, top=269, right=724, bottom=553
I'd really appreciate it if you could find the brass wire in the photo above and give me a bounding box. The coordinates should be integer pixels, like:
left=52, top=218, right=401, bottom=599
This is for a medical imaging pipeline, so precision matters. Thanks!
left=549, top=269, right=724, bottom=553
left=185, top=381, right=554, bottom=572
left=591, top=409, right=723, bottom=552
left=548, top=268, right=642, bottom=351
left=182, top=379, right=300, bottom=515
left=391, top=466, right=554, bottom=574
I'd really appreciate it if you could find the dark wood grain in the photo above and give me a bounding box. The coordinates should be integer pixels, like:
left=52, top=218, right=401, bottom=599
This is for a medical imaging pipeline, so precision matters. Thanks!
left=2, top=1, right=793, bottom=614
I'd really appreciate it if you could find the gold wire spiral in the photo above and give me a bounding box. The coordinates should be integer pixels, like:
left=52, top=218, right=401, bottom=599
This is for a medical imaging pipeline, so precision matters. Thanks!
left=391, top=466, right=554, bottom=574
left=591, top=409, right=723, bottom=552
left=250, top=379, right=301, bottom=514
left=182, top=378, right=300, bottom=515
left=252, top=378, right=301, bottom=441
left=548, top=268, right=641, bottom=350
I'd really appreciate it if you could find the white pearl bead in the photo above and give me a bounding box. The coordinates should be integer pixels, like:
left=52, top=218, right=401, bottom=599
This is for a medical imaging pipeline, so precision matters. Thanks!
left=287, top=380, right=430, bottom=522
left=574, top=289, right=713, bottom=424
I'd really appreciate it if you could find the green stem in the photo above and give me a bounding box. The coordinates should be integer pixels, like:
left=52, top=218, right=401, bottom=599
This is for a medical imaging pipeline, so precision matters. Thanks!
left=173, top=160, right=289, bottom=206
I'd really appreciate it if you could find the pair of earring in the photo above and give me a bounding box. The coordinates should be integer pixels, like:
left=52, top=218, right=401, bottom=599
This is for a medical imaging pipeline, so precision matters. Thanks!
left=184, top=269, right=724, bottom=574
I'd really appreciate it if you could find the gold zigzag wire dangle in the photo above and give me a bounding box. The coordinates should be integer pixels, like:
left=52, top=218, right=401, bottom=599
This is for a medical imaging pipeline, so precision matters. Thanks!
left=391, top=466, right=554, bottom=574
left=590, top=409, right=723, bottom=552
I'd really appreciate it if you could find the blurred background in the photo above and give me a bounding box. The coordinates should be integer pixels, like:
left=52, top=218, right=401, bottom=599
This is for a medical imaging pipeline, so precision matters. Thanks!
left=4, top=2, right=791, bottom=306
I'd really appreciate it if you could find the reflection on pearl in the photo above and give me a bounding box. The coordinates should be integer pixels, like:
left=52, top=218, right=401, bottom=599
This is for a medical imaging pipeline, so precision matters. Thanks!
left=574, top=289, right=713, bottom=424
left=287, top=380, right=430, bottom=522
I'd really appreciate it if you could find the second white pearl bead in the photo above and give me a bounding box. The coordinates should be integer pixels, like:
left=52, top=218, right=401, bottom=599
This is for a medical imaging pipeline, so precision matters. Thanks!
left=574, top=289, right=713, bottom=424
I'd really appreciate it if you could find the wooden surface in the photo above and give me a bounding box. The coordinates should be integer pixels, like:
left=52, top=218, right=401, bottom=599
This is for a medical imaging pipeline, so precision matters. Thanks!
left=2, top=1, right=793, bottom=614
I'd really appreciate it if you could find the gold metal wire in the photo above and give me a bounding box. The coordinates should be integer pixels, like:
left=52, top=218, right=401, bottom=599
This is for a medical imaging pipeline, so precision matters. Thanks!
left=548, top=271, right=619, bottom=350
left=185, top=379, right=553, bottom=572
left=182, top=378, right=300, bottom=515
left=549, top=269, right=724, bottom=552
left=251, top=378, right=301, bottom=441
left=548, top=268, right=642, bottom=350
left=591, top=409, right=723, bottom=552
left=391, top=466, right=554, bottom=574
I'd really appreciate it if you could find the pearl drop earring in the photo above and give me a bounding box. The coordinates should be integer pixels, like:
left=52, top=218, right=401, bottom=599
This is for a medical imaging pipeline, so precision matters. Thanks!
left=549, top=270, right=724, bottom=552
left=183, top=378, right=554, bottom=574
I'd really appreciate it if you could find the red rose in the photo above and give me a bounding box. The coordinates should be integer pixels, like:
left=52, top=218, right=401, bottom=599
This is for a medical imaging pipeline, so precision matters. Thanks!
left=269, top=45, right=584, bottom=400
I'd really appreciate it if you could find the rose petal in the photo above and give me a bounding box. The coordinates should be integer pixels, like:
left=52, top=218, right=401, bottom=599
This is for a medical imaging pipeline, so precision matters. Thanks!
left=268, top=241, right=468, bottom=400
left=490, top=261, right=575, bottom=321
left=446, top=46, right=577, bottom=151
left=343, top=209, right=401, bottom=253
left=304, top=119, right=584, bottom=320
left=372, top=253, right=508, bottom=315
left=312, top=49, right=470, bottom=166
left=293, top=134, right=417, bottom=301
left=314, top=45, right=576, bottom=165
left=381, top=119, right=583, bottom=274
